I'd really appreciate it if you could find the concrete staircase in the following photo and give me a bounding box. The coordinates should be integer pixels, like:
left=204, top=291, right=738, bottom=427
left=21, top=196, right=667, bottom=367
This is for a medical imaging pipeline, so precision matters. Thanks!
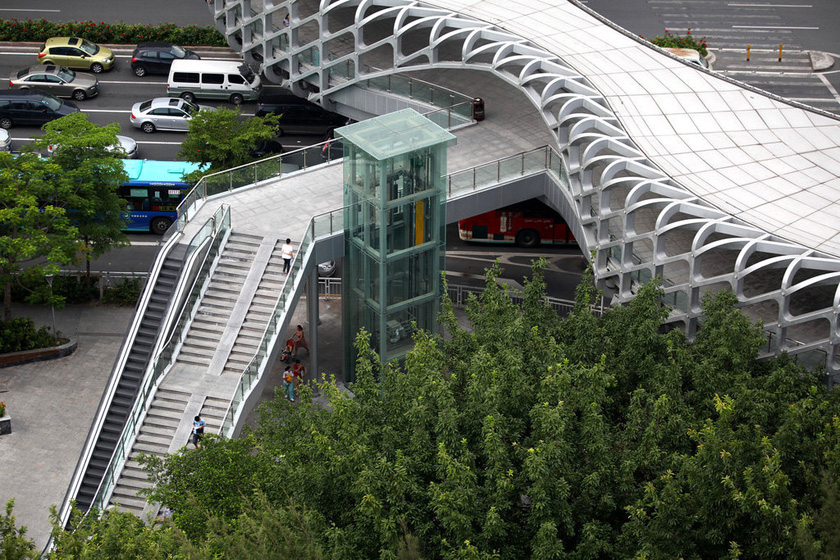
left=108, top=388, right=190, bottom=515
left=177, top=233, right=262, bottom=368
left=199, top=396, right=229, bottom=435
left=222, top=242, right=287, bottom=376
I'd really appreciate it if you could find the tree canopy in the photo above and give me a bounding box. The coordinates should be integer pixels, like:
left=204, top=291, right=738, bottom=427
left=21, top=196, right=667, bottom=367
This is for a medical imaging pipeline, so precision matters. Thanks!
left=4, top=262, right=840, bottom=559
left=0, top=152, right=78, bottom=320
left=178, top=107, right=280, bottom=182
left=27, top=113, right=129, bottom=279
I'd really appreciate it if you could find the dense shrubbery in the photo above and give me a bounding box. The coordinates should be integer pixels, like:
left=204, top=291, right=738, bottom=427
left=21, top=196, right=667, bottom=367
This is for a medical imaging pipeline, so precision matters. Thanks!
left=0, top=317, right=56, bottom=352
left=650, top=28, right=708, bottom=57
left=0, top=19, right=226, bottom=46
left=102, top=277, right=143, bottom=306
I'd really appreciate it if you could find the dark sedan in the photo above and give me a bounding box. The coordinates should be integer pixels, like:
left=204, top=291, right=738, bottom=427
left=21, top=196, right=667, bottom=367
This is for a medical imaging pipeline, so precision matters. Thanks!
left=131, top=42, right=200, bottom=77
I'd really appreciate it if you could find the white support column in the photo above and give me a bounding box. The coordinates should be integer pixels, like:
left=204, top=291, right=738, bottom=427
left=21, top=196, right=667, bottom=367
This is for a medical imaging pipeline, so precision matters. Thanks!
left=307, top=265, right=319, bottom=377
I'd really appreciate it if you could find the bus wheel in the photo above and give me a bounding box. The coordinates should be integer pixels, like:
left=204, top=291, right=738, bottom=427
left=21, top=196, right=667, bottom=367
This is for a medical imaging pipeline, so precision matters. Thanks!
left=515, top=229, right=540, bottom=248
left=150, top=217, right=172, bottom=235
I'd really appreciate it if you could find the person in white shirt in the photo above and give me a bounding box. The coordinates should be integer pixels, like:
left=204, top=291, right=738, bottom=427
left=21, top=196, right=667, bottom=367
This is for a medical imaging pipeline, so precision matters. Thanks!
left=281, top=238, right=293, bottom=274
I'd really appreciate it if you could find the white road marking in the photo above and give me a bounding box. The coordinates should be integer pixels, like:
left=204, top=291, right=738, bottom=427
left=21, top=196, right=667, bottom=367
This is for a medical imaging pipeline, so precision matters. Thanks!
left=0, top=8, right=60, bottom=12
left=727, top=3, right=812, bottom=6
left=733, top=25, right=819, bottom=29
left=817, top=74, right=840, bottom=103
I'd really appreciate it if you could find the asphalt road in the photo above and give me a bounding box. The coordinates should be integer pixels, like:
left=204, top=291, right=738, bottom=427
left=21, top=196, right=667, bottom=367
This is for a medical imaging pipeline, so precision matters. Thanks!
left=584, top=0, right=840, bottom=115
left=0, top=0, right=214, bottom=27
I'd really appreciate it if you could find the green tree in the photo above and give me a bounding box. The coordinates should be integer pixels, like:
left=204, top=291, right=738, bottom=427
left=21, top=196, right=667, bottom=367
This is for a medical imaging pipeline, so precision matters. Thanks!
left=0, top=500, right=38, bottom=560
left=178, top=107, right=280, bottom=181
left=0, top=152, right=78, bottom=320
left=27, top=113, right=129, bottom=281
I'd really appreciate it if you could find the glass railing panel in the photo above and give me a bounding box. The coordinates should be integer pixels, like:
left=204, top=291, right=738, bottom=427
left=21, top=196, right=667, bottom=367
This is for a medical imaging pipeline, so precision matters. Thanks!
left=498, top=157, right=523, bottom=182
left=474, top=163, right=501, bottom=190
left=523, top=149, right=547, bottom=175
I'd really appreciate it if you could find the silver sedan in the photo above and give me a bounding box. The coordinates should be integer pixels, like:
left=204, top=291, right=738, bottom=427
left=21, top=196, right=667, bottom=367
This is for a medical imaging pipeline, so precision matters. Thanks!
left=129, top=97, right=214, bottom=133
left=9, top=65, right=99, bottom=101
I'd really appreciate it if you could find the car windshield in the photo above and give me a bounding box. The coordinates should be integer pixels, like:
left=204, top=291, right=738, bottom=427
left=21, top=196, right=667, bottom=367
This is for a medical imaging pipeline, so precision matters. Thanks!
left=182, top=101, right=200, bottom=115
left=170, top=45, right=187, bottom=58
left=239, top=64, right=258, bottom=85
left=40, top=94, right=62, bottom=111
left=79, top=39, right=99, bottom=56
left=57, top=67, right=75, bottom=81
left=139, top=100, right=152, bottom=112
left=15, top=68, right=28, bottom=79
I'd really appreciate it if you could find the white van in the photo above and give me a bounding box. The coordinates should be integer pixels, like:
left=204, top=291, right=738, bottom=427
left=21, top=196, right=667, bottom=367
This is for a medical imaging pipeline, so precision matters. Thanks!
left=167, top=59, right=262, bottom=105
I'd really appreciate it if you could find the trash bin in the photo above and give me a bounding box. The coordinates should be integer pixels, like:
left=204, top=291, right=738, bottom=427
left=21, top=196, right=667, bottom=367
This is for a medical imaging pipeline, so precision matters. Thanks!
left=472, top=97, right=485, bottom=121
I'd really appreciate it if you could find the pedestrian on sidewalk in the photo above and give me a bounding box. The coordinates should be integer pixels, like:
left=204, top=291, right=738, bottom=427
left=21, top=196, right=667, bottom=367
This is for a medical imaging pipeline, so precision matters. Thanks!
left=191, top=415, right=206, bottom=448
left=281, top=238, right=294, bottom=274
left=283, top=366, right=295, bottom=401
left=293, top=358, right=305, bottom=394
left=291, top=324, right=309, bottom=357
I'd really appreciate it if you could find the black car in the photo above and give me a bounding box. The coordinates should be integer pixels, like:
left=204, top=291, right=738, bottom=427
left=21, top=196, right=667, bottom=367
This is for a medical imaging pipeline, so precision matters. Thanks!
left=130, top=42, right=199, bottom=77
left=0, top=90, right=78, bottom=129
left=255, top=93, right=349, bottom=137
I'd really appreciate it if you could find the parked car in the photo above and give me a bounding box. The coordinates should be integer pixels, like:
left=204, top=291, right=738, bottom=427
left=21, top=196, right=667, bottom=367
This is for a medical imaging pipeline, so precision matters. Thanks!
left=167, top=60, right=262, bottom=105
left=0, top=90, right=78, bottom=129
left=46, top=134, right=138, bottom=159
left=131, top=42, right=200, bottom=77
left=255, top=93, right=349, bottom=136
left=0, top=129, right=10, bottom=151
left=129, top=97, right=214, bottom=133
left=9, top=65, right=99, bottom=101
left=37, top=37, right=115, bottom=73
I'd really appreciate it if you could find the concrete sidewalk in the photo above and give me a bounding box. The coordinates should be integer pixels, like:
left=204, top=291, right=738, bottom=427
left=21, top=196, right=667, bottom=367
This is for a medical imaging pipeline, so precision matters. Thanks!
left=0, top=302, right=135, bottom=549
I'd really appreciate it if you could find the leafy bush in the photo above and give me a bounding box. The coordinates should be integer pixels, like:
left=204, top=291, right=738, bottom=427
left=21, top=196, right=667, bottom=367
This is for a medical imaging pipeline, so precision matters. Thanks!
left=650, top=28, right=708, bottom=57
left=0, top=19, right=227, bottom=46
left=0, top=317, right=56, bottom=352
left=103, top=277, right=143, bottom=306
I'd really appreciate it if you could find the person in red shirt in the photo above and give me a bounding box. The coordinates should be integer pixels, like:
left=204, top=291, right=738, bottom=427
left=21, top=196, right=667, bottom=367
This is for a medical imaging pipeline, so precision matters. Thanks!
left=293, top=359, right=305, bottom=393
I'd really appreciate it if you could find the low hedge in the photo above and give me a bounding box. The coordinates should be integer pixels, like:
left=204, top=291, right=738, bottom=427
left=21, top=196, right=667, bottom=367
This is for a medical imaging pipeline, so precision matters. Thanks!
left=0, top=19, right=227, bottom=46
left=0, top=317, right=56, bottom=353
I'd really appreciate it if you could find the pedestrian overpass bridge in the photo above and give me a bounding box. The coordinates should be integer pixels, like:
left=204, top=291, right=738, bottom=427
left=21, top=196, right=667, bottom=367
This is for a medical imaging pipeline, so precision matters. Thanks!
left=58, top=0, right=840, bottom=527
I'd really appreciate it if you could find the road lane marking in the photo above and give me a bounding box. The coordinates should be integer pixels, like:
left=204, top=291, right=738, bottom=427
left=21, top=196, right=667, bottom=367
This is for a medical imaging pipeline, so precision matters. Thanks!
left=728, top=3, right=812, bottom=6
left=733, top=25, right=819, bottom=29
left=0, top=8, right=60, bottom=12
left=817, top=74, right=840, bottom=103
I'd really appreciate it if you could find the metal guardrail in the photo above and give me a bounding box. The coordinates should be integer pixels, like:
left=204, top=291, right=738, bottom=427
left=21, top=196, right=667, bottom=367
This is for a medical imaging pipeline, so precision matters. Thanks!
left=219, top=206, right=344, bottom=436
left=86, top=205, right=231, bottom=515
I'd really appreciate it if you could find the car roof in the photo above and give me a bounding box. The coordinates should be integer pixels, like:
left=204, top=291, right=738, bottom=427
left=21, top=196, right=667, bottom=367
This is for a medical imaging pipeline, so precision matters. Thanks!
left=146, top=97, right=187, bottom=108
left=24, top=65, right=61, bottom=74
left=44, top=37, right=85, bottom=47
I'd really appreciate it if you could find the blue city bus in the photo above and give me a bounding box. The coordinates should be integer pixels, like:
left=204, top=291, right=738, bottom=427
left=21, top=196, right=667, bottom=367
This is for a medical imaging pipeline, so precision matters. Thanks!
left=119, top=159, right=203, bottom=234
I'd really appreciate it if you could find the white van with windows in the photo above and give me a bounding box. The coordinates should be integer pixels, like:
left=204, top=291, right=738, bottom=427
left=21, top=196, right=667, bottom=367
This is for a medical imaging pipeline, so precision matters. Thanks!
left=166, top=59, right=262, bottom=105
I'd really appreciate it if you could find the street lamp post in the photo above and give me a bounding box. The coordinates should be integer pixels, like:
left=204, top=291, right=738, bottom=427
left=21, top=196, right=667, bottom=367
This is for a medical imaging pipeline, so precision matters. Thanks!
left=45, top=274, right=57, bottom=343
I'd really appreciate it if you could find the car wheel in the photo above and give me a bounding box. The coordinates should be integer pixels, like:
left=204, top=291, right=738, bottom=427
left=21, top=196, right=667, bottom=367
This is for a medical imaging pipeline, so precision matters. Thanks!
left=230, top=93, right=244, bottom=105
left=133, top=66, right=146, bottom=77
left=181, top=92, right=195, bottom=103
left=141, top=122, right=156, bottom=134
left=150, top=217, right=172, bottom=235
left=0, top=118, right=12, bottom=130
left=72, top=90, right=87, bottom=101
left=276, top=127, right=285, bottom=137
left=90, top=63, right=104, bottom=74
left=515, top=229, right=540, bottom=248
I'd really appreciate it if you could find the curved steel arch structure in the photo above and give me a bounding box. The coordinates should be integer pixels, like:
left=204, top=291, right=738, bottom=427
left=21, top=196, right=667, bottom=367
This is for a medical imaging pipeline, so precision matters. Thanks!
left=210, top=0, right=840, bottom=375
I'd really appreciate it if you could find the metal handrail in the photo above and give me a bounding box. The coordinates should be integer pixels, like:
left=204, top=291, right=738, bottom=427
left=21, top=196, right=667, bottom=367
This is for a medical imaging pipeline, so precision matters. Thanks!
left=219, top=207, right=344, bottom=436
left=86, top=205, right=231, bottom=515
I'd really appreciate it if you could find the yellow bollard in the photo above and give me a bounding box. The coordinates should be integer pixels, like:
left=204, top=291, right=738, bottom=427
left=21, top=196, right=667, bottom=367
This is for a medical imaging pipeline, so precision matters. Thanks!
left=779, top=43, right=783, bottom=62
left=747, top=44, right=751, bottom=61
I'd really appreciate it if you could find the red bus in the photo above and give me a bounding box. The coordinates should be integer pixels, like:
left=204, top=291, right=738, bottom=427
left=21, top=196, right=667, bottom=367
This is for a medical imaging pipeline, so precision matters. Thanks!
left=458, top=200, right=576, bottom=248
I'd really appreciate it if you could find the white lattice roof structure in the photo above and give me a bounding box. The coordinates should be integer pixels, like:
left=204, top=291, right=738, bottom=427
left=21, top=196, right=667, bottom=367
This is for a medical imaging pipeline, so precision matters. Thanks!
left=210, top=0, right=840, bottom=375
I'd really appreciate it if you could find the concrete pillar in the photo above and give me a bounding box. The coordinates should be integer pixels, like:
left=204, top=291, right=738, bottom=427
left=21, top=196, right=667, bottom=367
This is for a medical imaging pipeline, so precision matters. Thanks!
left=307, top=265, right=319, bottom=377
